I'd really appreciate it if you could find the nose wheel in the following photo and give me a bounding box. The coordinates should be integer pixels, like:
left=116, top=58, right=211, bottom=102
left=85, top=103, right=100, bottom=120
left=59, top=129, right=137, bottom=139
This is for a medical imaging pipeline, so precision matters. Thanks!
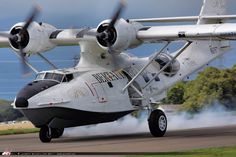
left=148, top=109, right=167, bottom=137
left=39, top=126, right=52, bottom=143
left=39, top=126, right=64, bottom=143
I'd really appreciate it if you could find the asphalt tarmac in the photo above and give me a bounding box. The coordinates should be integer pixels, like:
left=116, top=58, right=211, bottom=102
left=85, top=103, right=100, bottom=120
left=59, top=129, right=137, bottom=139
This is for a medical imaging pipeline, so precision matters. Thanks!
left=0, top=125, right=236, bottom=155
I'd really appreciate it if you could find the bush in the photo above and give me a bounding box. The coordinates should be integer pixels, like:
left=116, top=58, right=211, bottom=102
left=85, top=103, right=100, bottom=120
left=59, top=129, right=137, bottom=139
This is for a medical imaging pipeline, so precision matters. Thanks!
left=165, top=66, right=236, bottom=113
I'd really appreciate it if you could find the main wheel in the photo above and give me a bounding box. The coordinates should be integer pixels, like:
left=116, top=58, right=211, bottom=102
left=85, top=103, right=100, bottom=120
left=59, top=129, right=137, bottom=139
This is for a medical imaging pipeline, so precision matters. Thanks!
left=148, top=109, right=167, bottom=137
left=51, top=128, right=64, bottom=138
left=39, top=126, right=52, bottom=143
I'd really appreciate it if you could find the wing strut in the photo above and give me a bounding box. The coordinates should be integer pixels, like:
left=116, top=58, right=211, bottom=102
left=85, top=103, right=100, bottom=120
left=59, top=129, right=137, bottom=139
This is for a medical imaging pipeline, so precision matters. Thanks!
left=37, top=53, right=58, bottom=70
left=129, top=83, right=143, bottom=98
left=122, top=42, right=170, bottom=93
left=143, top=41, right=192, bottom=89
left=12, top=51, right=39, bottom=74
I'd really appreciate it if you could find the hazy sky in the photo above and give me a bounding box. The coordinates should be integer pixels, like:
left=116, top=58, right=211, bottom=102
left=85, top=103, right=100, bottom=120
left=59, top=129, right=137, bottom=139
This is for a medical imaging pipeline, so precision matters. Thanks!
left=0, top=0, right=236, bottom=100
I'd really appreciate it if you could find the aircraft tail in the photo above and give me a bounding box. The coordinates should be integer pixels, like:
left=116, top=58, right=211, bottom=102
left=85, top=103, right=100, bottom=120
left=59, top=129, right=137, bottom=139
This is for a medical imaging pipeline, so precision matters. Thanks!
left=198, top=0, right=227, bottom=24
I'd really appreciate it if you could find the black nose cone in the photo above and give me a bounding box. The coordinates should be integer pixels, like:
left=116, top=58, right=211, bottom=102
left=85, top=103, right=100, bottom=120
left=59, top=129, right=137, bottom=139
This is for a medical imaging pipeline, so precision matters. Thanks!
left=15, top=97, right=28, bottom=108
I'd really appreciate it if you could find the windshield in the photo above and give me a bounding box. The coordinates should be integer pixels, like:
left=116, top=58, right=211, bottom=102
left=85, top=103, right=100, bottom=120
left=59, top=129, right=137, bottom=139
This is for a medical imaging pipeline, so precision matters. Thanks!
left=36, top=73, right=45, bottom=80
left=35, top=72, right=74, bottom=83
left=45, top=73, right=64, bottom=82
left=36, top=72, right=64, bottom=82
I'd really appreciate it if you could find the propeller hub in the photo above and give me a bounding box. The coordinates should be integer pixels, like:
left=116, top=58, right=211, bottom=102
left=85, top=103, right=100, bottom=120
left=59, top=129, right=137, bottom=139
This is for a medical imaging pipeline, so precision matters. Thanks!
left=9, top=26, right=29, bottom=50
left=96, top=23, right=117, bottom=47
left=95, top=0, right=125, bottom=50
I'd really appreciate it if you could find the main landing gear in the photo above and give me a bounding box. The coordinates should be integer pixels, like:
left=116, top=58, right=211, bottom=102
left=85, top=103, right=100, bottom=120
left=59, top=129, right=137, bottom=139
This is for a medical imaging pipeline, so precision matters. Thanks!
left=148, top=109, right=167, bottom=137
left=39, top=126, right=64, bottom=143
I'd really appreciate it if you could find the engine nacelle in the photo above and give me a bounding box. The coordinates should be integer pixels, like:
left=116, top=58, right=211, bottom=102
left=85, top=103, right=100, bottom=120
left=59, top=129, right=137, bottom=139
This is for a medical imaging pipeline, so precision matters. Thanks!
left=96, top=18, right=143, bottom=53
left=9, top=22, right=57, bottom=55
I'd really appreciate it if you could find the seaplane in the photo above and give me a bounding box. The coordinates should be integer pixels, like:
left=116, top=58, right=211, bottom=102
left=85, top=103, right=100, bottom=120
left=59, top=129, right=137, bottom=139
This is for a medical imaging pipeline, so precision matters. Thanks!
left=0, top=0, right=235, bottom=142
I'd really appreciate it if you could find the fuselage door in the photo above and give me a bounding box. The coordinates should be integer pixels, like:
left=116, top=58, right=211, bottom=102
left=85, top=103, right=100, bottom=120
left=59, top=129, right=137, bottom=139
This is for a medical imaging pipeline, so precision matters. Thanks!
left=91, top=82, right=107, bottom=103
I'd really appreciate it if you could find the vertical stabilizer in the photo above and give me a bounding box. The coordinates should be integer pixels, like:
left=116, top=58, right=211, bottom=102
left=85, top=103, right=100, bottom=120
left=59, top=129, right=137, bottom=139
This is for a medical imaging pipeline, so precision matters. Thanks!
left=198, top=0, right=227, bottom=24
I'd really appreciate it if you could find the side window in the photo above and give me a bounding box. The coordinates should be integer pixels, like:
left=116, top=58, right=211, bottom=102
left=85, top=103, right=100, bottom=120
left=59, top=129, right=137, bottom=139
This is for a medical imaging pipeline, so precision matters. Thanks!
left=107, top=82, right=113, bottom=88
left=152, top=73, right=160, bottom=81
left=62, top=74, right=74, bottom=82
left=66, top=74, right=74, bottom=82
left=62, top=77, right=67, bottom=82
left=142, top=73, right=150, bottom=83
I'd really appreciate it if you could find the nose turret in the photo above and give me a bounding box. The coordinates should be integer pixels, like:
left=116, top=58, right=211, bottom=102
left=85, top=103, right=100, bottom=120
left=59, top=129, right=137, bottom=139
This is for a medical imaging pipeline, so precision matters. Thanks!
left=15, top=80, right=59, bottom=108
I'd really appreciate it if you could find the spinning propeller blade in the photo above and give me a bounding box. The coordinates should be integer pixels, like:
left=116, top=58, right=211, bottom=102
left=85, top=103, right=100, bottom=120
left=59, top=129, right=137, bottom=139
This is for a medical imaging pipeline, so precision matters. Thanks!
left=87, top=0, right=126, bottom=53
left=108, top=0, right=126, bottom=30
left=0, top=5, right=41, bottom=76
left=18, top=5, right=41, bottom=76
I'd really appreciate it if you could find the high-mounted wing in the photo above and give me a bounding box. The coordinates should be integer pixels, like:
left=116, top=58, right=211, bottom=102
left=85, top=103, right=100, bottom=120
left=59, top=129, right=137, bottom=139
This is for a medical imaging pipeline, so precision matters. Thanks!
left=49, top=29, right=95, bottom=46
left=2, top=0, right=236, bottom=65
left=0, top=32, right=10, bottom=47
left=137, top=23, right=236, bottom=43
left=129, top=15, right=236, bottom=23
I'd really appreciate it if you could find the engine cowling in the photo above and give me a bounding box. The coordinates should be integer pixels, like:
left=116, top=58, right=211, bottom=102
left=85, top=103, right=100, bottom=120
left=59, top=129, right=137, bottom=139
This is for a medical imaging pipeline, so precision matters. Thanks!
left=9, top=22, right=57, bottom=55
left=96, top=18, right=143, bottom=53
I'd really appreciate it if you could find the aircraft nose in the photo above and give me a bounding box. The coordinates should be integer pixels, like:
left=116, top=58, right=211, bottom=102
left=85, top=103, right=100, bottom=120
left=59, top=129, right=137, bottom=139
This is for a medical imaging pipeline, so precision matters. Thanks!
left=15, top=97, right=29, bottom=108
left=15, top=80, right=59, bottom=108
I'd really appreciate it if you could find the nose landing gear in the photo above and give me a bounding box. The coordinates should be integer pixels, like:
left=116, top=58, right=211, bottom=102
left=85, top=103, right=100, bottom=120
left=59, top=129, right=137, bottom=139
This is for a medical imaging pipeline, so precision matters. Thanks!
left=39, top=126, right=64, bottom=143
left=39, top=126, right=52, bottom=143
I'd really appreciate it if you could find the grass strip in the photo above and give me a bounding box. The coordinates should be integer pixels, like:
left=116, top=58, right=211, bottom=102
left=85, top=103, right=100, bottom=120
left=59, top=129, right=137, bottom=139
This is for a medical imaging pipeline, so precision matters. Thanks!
left=0, top=128, right=39, bottom=135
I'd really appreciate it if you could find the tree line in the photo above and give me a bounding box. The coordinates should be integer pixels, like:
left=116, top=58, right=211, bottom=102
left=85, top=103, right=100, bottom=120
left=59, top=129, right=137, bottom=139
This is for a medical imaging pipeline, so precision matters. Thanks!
left=163, top=66, right=236, bottom=113
left=0, top=100, right=24, bottom=122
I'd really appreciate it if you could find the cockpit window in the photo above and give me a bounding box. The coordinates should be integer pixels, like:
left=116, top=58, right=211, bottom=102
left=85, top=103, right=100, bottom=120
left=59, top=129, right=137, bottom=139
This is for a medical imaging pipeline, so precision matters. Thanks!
left=44, top=73, right=64, bottom=82
left=36, top=73, right=45, bottom=80
left=36, top=72, right=74, bottom=83
left=44, top=73, right=54, bottom=80
left=62, top=74, right=74, bottom=82
left=53, top=74, right=64, bottom=82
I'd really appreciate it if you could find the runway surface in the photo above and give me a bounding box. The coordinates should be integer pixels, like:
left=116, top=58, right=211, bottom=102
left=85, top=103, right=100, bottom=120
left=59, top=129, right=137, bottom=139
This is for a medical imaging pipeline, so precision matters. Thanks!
left=0, top=125, right=236, bottom=153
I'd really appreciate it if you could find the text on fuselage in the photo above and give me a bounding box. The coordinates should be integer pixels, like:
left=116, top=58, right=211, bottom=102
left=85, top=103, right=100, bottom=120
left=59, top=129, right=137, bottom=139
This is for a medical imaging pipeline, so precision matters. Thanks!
left=92, top=71, right=126, bottom=83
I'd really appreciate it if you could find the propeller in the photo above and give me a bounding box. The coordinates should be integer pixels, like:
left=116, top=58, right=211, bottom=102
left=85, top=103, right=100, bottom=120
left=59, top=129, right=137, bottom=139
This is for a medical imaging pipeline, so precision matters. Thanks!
left=96, top=0, right=126, bottom=53
left=0, top=5, right=41, bottom=76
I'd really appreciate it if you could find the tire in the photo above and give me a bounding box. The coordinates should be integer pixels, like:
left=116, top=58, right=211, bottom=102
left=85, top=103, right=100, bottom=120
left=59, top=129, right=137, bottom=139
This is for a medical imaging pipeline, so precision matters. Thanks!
left=51, top=128, right=64, bottom=138
left=39, top=126, right=52, bottom=143
left=148, top=109, right=167, bottom=137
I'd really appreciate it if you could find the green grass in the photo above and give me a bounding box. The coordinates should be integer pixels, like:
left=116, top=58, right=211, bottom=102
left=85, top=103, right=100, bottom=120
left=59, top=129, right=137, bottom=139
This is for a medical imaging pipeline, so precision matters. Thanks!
left=127, top=146, right=236, bottom=157
left=0, top=128, right=39, bottom=135
left=0, top=99, right=11, bottom=105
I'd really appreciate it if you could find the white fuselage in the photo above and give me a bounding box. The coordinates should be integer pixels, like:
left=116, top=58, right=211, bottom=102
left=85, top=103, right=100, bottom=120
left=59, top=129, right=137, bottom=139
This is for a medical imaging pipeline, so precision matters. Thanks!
left=13, top=53, right=167, bottom=128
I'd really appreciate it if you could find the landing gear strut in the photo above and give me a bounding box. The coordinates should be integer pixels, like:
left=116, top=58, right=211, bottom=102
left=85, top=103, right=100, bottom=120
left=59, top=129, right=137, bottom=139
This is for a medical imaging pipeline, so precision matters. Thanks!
left=148, top=109, right=167, bottom=137
left=39, top=126, right=64, bottom=143
left=51, top=128, right=64, bottom=138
